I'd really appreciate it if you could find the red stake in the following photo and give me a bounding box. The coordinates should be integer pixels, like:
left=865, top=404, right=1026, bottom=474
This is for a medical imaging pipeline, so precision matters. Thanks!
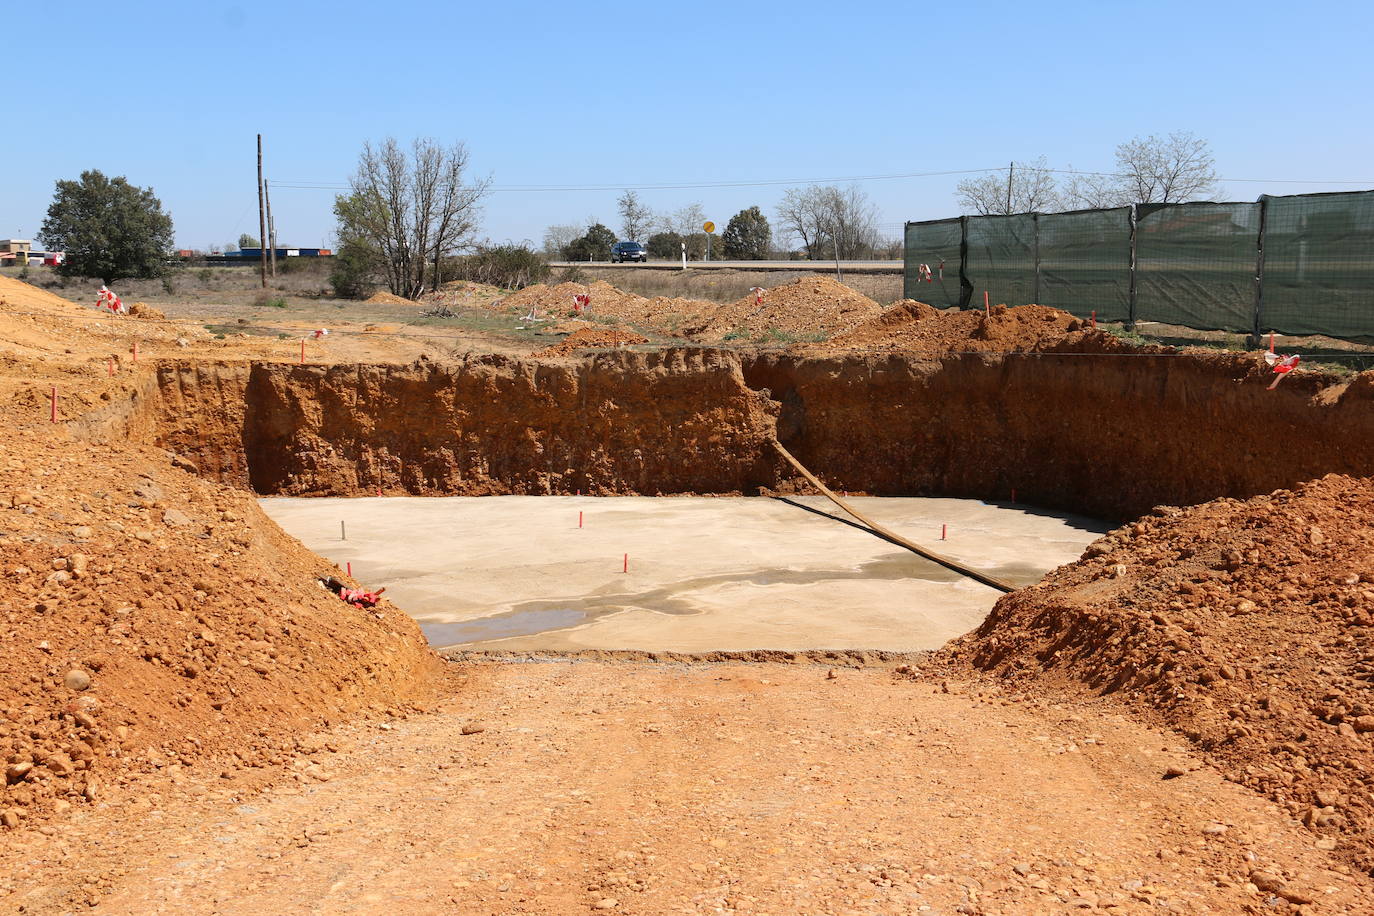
left=346, top=562, right=352, bottom=577
left=132, top=340, right=139, bottom=362
left=579, top=511, right=583, bottom=529
left=50, top=386, right=56, bottom=423
left=984, top=291, right=990, bottom=316
left=377, top=487, right=382, bottom=497
left=1269, top=331, right=1275, bottom=353
left=107, top=357, right=114, bottom=377
left=1090, top=310, right=1097, bottom=329
left=300, top=339, right=305, bottom=364
left=623, top=553, right=628, bottom=574
left=941, top=524, right=947, bottom=540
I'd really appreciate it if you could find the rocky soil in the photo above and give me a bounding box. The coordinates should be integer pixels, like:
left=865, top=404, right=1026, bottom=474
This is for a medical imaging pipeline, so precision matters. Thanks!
left=945, top=473, right=1374, bottom=874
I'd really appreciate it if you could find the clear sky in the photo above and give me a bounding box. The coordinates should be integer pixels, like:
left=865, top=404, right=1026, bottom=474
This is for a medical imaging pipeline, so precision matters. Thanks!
left=4, top=0, right=1373, bottom=251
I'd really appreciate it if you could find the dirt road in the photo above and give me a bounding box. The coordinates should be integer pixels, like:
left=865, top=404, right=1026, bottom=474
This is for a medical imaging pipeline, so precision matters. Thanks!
left=3, top=660, right=1366, bottom=915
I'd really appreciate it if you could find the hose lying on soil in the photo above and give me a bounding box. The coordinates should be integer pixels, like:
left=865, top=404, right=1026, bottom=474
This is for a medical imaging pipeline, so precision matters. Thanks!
left=771, top=440, right=1017, bottom=594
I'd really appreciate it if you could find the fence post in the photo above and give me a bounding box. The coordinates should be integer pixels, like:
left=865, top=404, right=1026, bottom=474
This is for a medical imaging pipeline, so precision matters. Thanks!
left=958, top=215, right=972, bottom=309
left=1250, top=195, right=1269, bottom=349
left=1126, top=205, right=1138, bottom=331
left=1032, top=213, right=1041, bottom=305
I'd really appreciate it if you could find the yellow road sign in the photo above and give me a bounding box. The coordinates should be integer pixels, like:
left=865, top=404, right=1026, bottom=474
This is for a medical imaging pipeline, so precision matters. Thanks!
left=703, top=221, right=715, bottom=233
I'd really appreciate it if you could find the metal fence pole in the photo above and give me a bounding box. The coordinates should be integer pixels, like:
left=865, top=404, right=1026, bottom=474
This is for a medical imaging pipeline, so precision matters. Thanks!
left=1126, top=206, right=1138, bottom=331
left=1250, top=195, right=1269, bottom=348
left=958, top=216, right=972, bottom=309
left=1032, top=213, right=1041, bottom=305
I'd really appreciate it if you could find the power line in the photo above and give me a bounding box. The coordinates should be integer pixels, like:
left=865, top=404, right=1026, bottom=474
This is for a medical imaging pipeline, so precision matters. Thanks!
left=271, top=165, right=1374, bottom=195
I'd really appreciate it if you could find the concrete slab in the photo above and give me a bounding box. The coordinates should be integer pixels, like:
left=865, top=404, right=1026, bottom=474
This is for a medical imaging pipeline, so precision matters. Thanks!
left=259, top=495, right=1108, bottom=653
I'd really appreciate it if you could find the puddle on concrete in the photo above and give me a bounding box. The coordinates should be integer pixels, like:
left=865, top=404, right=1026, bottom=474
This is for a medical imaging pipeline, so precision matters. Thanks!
left=421, top=608, right=586, bottom=646
left=423, top=553, right=965, bottom=647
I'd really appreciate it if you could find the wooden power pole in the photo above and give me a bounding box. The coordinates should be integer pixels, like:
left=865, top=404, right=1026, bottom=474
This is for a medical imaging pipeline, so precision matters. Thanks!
left=1005, top=161, right=1014, bottom=215
left=256, top=134, right=268, bottom=288
left=265, top=179, right=277, bottom=278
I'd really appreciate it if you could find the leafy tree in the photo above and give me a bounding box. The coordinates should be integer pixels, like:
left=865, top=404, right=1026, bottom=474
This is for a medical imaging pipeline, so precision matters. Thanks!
left=329, top=238, right=383, bottom=299
left=617, top=190, right=654, bottom=243
left=646, top=231, right=684, bottom=259
left=238, top=233, right=260, bottom=249
left=224, top=241, right=239, bottom=253
left=721, top=206, right=771, bottom=259
left=956, top=157, right=1062, bottom=215
left=39, top=170, right=174, bottom=280
left=562, top=223, right=616, bottom=261
left=335, top=136, right=489, bottom=297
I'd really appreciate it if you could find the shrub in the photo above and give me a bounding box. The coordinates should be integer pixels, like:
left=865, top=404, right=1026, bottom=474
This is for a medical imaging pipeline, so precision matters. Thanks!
left=253, top=291, right=287, bottom=308
left=329, top=240, right=381, bottom=299
left=445, top=244, right=550, bottom=290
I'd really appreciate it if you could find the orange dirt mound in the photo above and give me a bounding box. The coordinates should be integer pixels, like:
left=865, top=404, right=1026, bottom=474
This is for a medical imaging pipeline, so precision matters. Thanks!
left=126, top=302, right=166, bottom=320
left=944, top=473, right=1374, bottom=872
left=688, top=276, right=883, bottom=343
left=363, top=291, right=420, bottom=306
left=826, top=301, right=1137, bottom=354
left=535, top=327, right=649, bottom=357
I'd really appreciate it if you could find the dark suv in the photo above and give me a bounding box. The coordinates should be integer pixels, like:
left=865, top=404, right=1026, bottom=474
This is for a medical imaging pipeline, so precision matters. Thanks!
left=611, top=241, right=646, bottom=263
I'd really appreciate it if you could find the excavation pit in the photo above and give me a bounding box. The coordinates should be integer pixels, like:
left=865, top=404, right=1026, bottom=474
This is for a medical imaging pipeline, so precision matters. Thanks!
left=260, top=495, right=1108, bottom=652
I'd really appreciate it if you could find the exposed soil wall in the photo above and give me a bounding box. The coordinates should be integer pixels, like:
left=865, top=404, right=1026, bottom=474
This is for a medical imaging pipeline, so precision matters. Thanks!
left=744, top=351, right=1374, bottom=520
left=238, top=349, right=779, bottom=496
left=138, top=349, right=1374, bottom=522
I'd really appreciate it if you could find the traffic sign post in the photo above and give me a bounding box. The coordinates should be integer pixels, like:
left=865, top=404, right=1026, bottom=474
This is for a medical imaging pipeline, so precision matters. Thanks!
left=703, top=221, right=714, bottom=262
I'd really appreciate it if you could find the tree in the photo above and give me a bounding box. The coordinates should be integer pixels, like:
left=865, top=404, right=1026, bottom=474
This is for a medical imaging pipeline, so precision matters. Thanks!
left=335, top=136, right=490, bottom=298
left=1113, top=131, right=1219, bottom=204
left=1062, top=131, right=1221, bottom=209
left=617, top=190, right=654, bottom=243
left=38, top=170, right=174, bottom=280
left=224, top=241, right=239, bottom=253
left=563, top=223, right=616, bottom=261
left=775, top=184, right=881, bottom=260
left=721, top=206, right=771, bottom=260
left=542, top=224, right=581, bottom=258
left=646, top=231, right=684, bottom=259
left=329, top=238, right=383, bottom=299
left=238, top=233, right=260, bottom=249
left=660, top=203, right=707, bottom=237
left=955, top=157, right=1061, bottom=215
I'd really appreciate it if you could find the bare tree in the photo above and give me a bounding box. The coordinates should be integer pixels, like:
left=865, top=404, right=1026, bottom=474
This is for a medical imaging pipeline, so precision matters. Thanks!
left=336, top=137, right=489, bottom=298
left=616, top=190, right=654, bottom=242
left=1113, top=131, right=1219, bottom=204
left=776, top=184, right=881, bottom=259
left=542, top=224, right=581, bottom=258
left=955, top=157, right=1061, bottom=215
left=662, top=203, right=707, bottom=237
left=1062, top=132, right=1221, bottom=209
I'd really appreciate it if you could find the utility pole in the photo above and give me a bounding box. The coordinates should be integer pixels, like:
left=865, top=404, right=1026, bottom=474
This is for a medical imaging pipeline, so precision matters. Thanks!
left=256, top=134, right=268, bottom=288
left=1005, top=161, right=1014, bottom=215
left=265, top=179, right=277, bottom=278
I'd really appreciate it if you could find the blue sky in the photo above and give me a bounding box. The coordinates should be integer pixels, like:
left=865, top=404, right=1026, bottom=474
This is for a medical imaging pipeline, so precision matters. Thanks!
left=4, top=0, right=1372, bottom=251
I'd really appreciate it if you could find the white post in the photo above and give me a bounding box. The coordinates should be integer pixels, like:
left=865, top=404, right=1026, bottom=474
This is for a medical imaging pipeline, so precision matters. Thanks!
left=681, top=242, right=686, bottom=270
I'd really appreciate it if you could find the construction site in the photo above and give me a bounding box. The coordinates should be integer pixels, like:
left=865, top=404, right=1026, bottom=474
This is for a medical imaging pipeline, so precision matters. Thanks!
left=4, top=267, right=1374, bottom=915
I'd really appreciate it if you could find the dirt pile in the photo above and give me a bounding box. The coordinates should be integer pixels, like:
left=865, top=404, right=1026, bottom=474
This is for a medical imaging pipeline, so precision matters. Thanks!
left=0, top=438, right=441, bottom=832
left=363, top=291, right=420, bottom=306
left=125, top=302, right=167, bottom=320
left=504, top=281, right=648, bottom=319
left=535, top=327, right=649, bottom=357
left=688, top=276, right=883, bottom=344
left=944, top=473, right=1374, bottom=870
left=826, top=301, right=1141, bottom=354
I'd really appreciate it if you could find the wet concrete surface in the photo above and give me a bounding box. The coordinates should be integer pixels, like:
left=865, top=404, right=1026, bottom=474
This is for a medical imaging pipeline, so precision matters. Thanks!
left=261, top=495, right=1108, bottom=652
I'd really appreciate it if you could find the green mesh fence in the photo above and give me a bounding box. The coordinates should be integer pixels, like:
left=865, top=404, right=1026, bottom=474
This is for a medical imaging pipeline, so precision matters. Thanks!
left=903, top=217, right=967, bottom=307
left=964, top=214, right=1037, bottom=307
left=1036, top=207, right=1132, bottom=322
left=1133, top=202, right=1260, bottom=332
left=1259, top=191, right=1374, bottom=341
